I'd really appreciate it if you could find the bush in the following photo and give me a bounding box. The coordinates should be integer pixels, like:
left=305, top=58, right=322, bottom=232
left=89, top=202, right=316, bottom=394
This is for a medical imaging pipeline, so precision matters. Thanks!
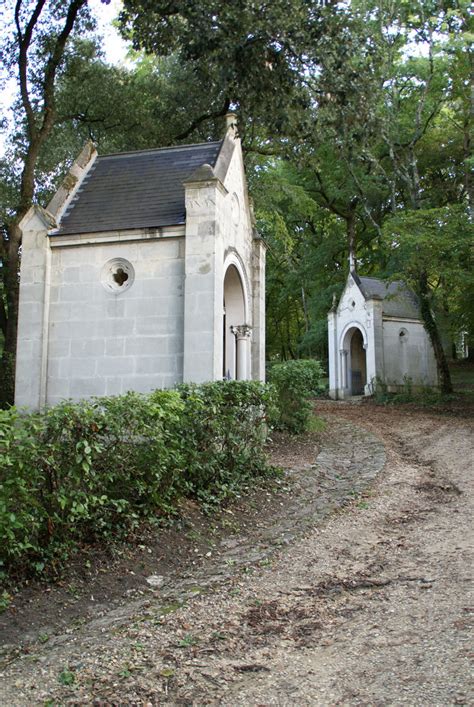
left=0, top=381, right=276, bottom=581
left=0, top=391, right=185, bottom=579
left=269, top=359, right=325, bottom=434
left=178, top=380, right=277, bottom=507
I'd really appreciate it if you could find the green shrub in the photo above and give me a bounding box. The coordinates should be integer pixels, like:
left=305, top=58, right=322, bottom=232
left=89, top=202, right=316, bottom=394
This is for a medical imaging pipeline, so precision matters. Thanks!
left=269, top=359, right=325, bottom=434
left=0, top=391, right=185, bottom=579
left=178, top=380, right=277, bottom=507
left=0, top=381, right=275, bottom=580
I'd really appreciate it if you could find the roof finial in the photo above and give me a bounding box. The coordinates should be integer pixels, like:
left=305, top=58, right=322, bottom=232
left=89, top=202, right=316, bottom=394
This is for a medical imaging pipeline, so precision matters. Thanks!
left=349, top=251, right=356, bottom=272
left=225, top=112, right=238, bottom=137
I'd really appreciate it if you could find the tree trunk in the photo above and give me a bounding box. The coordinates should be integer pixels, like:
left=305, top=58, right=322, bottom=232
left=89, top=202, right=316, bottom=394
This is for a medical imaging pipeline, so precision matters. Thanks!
left=0, top=139, right=41, bottom=407
left=0, top=222, right=23, bottom=407
left=301, top=286, right=310, bottom=333
left=463, top=118, right=473, bottom=218
left=418, top=271, right=453, bottom=394
left=467, top=339, right=474, bottom=362
left=347, top=211, right=357, bottom=271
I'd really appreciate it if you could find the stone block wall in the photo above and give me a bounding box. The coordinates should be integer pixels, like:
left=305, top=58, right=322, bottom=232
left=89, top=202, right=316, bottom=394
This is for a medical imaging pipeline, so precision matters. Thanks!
left=382, top=318, right=438, bottom=388
left=31, top=234, right=185, bottom=407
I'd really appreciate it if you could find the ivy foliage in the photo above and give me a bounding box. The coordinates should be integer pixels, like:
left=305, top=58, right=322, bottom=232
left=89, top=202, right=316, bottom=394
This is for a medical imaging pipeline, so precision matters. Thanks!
left=0, top=381, right=276, bottom=581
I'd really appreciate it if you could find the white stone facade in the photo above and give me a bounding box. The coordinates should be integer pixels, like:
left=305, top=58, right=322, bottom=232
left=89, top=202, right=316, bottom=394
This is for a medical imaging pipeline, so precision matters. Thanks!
left=328, top=272, right=438, bottom=399
left=15, top=121, right=265, bottom=409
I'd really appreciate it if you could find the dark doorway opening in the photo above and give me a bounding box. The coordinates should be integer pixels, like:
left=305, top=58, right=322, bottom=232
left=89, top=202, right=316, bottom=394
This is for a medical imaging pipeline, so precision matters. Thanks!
left=350, top=329, right=367, bottom=395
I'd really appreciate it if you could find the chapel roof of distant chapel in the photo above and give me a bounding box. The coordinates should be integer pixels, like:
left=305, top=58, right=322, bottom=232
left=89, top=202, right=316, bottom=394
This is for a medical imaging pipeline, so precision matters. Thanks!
left=352, top=272, right=421, bottom=320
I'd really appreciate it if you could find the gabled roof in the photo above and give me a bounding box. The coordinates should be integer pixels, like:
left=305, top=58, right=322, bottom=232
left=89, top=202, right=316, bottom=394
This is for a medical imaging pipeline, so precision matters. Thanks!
left=55, top=141, right=222, bottom=235
left=352, top=273, right=421, bottom=319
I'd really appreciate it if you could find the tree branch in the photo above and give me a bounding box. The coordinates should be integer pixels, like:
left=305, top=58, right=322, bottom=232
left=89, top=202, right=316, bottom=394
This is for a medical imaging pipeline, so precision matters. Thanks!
left=244, top=145, right=280, bottom=157
left=313, top=170, right=348, bottom=219
left=39, top=0, right=89, bottom=141
left=173, top=97, right=231, bottom=141
left=15, top=0, right=48, bottom=142
left=345, top=161, right=383, bottom=236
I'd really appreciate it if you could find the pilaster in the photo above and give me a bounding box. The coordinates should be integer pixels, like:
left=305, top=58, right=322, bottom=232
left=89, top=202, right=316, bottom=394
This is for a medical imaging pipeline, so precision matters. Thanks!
left=182, top=165, right=227, bottom=382
left=15, top=207, right=55, bottom=409
left=328, top=307, right=338, bottom=399
left=366, top=296, right=384, bottom=390
left=251, top=235, right=266, bottom=381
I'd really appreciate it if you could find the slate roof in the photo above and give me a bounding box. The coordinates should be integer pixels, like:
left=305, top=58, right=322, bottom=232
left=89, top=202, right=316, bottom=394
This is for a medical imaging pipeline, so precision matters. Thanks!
left=56, top=141, right=222, bottom=235
left=353, top=273, right=421, bottom=319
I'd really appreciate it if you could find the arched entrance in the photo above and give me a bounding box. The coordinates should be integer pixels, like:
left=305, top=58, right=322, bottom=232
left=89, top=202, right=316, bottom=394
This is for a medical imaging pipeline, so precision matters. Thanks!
left=350, top=328, right=367, bottom=394
left=340, top=325, right=367, bottom=396
left=223, top=264, right=250, bottom=379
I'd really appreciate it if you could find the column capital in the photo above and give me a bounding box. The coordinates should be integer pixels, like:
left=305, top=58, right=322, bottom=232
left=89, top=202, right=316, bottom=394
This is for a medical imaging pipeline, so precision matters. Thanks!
left=231, top=324, right=252, bottom=340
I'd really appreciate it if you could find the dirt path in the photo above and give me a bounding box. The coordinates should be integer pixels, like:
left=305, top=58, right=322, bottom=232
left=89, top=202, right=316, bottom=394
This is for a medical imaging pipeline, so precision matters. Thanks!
left=1, top=402, right=472, bottom=705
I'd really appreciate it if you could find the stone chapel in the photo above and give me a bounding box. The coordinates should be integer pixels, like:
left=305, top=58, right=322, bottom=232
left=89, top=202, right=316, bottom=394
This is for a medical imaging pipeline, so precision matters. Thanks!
left=15, top=115, right=265, bottom=409
left=328, top=270, right=438, bottom=399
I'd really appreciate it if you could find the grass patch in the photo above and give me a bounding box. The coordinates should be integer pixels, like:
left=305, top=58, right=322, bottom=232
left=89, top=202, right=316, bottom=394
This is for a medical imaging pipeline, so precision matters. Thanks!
left=307, top=415, right=326, bottom=433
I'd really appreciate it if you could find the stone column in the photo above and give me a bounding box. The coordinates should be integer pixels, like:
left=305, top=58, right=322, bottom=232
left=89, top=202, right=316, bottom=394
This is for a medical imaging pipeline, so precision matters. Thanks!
left=327, top=299, right=338, bottom=399
left=363, top=341, right=370, bottom=395
left=340, top=349, right=348, bottom=394
left=251, top=235, right=266, bottom=382
left=232, top=324, right=252, bottom=380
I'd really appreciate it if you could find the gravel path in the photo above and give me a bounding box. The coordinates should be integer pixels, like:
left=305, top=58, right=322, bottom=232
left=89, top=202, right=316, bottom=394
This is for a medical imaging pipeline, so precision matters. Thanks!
left=0, top=402, right=472, bottom=705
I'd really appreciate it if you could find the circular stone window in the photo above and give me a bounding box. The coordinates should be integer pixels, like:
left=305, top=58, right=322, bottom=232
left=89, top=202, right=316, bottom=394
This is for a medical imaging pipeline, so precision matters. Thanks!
left=101, top=258, right=134, bottom=294
left=399, top=327, right=409, bottom=343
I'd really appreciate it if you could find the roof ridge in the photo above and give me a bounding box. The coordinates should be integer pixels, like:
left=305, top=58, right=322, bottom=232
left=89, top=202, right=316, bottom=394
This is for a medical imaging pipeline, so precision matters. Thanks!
left=98, top=140, right=222, bottom=160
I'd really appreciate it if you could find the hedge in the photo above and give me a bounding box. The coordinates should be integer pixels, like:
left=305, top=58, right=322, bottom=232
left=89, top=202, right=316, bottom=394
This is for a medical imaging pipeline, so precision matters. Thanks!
left=268, top=359, right=325, bottom=434
left=0, top=380, right=276, bottom=580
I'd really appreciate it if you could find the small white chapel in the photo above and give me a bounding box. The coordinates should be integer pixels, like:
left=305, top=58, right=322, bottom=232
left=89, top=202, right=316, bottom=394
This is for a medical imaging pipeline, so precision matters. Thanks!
left=328, top=269, right=438, bottom=399
left=15, top=115, right=265, bottom=410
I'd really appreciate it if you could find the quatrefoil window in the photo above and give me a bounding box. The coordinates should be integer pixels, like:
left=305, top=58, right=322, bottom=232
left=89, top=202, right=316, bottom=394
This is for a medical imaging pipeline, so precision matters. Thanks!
left=101, top=258, right=134, bottom=294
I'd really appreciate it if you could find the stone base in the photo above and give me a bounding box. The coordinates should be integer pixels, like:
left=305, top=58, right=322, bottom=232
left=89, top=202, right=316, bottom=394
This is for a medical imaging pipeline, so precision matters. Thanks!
left=329, top=387, right=372, bottom=401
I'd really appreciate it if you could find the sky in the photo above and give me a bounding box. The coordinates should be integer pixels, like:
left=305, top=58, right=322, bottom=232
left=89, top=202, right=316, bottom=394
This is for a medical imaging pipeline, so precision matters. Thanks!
left=89, top=0, right=129, bottom=64
left=0, top=0, right=129, bottom=156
